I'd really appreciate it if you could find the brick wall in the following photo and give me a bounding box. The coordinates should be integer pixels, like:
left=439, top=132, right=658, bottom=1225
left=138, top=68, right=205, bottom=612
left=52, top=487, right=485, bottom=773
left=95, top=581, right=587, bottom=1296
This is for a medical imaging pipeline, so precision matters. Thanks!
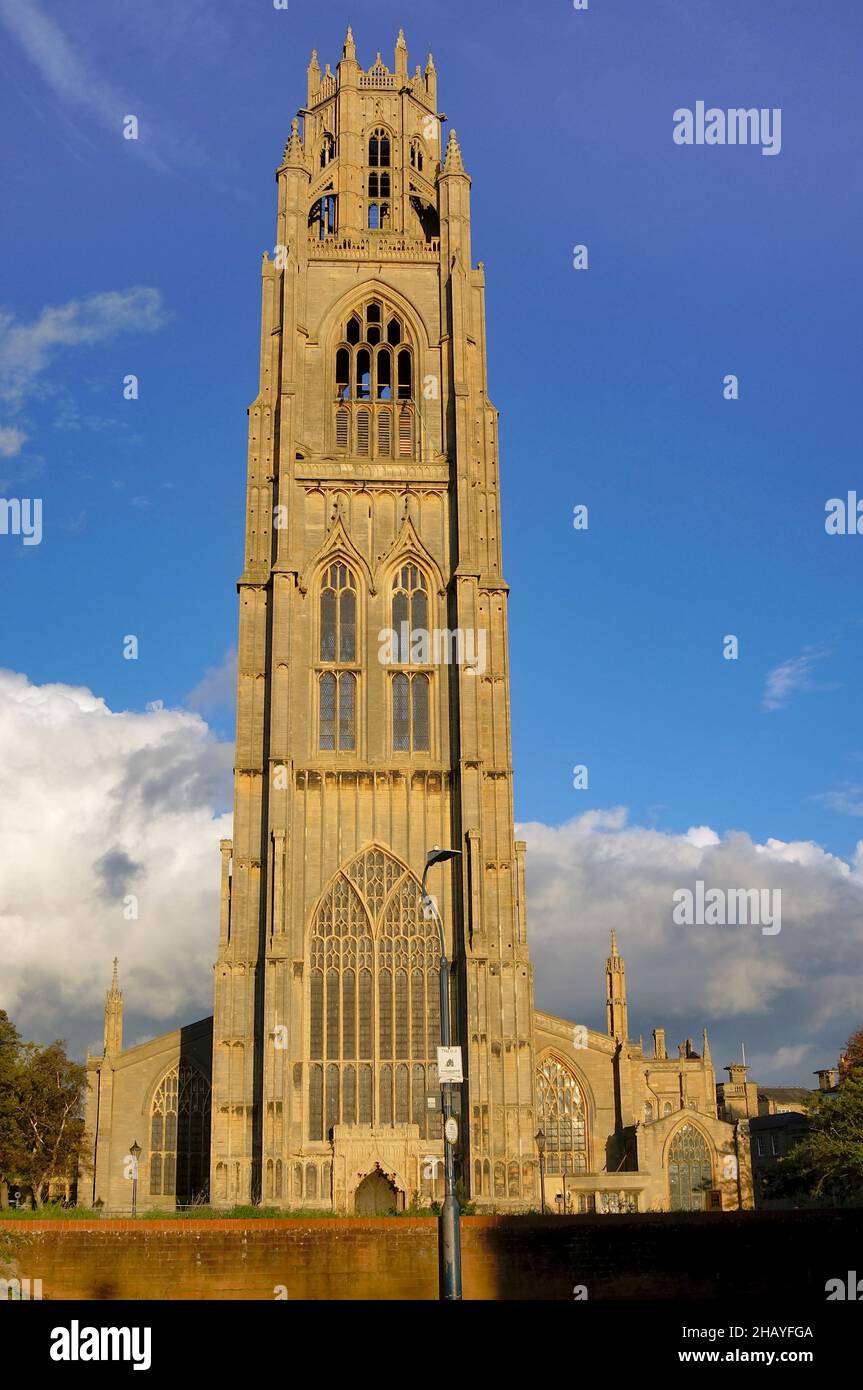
left=2, top=1210, right=860, bottom=1301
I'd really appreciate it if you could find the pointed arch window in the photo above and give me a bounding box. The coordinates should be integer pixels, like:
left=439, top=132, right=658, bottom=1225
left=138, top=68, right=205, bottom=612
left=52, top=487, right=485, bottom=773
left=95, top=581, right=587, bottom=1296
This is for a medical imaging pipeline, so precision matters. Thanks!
left=667, top=1123, right=713, bottom=1211
left=149, top=1063, right=211, bottom=1204
left=320, top=132, right=336, bottom=168
left=319, top=563, right=356, bottom=663
left=368, top=128, right=391, bottom=167
left=333, top=301, right=414, bottom=458
left=307, top=849, right=442, bottom=1142
left=535, top=1057, right=588, bottom=1176
left=391, top=565, right=428, bottom=662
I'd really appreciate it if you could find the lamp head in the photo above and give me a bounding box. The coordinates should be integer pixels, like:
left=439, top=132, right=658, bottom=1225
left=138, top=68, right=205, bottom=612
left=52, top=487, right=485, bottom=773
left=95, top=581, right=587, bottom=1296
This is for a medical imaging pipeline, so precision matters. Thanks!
left=424, top=845, right=462, bottom=870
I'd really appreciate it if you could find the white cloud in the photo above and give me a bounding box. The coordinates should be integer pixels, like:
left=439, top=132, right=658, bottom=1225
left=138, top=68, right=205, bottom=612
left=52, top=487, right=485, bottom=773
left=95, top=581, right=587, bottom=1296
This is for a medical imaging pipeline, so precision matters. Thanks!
left=0, top=670, right=231, bottom=1051
left=2, top=670, right=861, bottom=1086
left=519, top=809, right=863, bottom=1081
left=816, top=786, right=863, bottom=817
left=0, top=425, right=27, bottom=457
left=0, top=0, right=123, bottom=127
left=762, top=647, right=835, bottom=711
left=0, top=288, right=167, bottom=455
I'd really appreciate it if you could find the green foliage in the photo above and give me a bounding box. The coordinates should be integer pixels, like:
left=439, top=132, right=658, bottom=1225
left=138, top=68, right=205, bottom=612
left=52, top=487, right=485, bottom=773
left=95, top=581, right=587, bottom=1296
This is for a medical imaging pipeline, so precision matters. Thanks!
left=766, top=1068, right=863, bottom=1204
left=0, top=1013, right=87, bottom=1208
left=0, top=1012, right=22, bottom=1195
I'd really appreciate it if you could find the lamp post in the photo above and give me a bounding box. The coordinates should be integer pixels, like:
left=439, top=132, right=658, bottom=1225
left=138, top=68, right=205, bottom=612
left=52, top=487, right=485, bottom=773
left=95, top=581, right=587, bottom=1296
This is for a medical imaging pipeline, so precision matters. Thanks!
left=129, top=1140, right=141, bottom=1217
left=421, top=844, right=462, bottom=1301
left=535, top=1128, right=546, bottom=1213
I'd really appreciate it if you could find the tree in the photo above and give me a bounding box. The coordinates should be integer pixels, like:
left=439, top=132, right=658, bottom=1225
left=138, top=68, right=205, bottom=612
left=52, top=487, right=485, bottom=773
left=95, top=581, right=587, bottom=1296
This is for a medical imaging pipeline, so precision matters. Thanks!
left=766, top=1068, right=863, bottom=1204
left=840, top=1027, right=863, bottom=1076
left=13, top=1040, right=86, bottom=1207
left=0, top=1011, right=22, bottom=1206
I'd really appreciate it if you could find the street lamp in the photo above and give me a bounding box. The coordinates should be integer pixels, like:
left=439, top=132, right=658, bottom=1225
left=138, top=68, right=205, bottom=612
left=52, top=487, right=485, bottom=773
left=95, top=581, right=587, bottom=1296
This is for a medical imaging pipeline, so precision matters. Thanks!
left=535, top=1128, right=547, bottom=1214
left=421, top=844, right=462, bottom=1302
left=129, top=1140, right=141, bottom=1217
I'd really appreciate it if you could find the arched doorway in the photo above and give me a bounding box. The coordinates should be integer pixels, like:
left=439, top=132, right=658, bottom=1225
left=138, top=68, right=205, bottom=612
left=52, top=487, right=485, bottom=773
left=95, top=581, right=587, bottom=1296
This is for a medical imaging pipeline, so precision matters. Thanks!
left=667, top=1123, right=713, bottom=1211
left=355, top=1167, right=399, bottom=1215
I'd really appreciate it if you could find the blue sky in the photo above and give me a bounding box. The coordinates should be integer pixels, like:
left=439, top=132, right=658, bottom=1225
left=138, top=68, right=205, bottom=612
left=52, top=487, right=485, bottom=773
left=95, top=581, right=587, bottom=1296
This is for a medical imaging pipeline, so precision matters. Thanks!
left=1, top=0, right=861, bottom=1078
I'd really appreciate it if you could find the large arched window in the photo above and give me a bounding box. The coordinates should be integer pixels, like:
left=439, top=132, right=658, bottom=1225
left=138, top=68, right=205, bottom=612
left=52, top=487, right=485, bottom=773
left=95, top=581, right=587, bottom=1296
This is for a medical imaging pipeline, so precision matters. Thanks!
left=667, top=1123, right=713, bottom=1211
left=308, top=847, right=442, bottom=1142
left=320, top=563, right=356, bottom=662
left=149, top=1062, right=211, bottom=1204
left=332, top=301, right=414, bottom=458
left=392, top=565, right=428, bottom=661
left=318, top=564, right=359, bottom=752
left=536, top=1057, right=588, bottom=1174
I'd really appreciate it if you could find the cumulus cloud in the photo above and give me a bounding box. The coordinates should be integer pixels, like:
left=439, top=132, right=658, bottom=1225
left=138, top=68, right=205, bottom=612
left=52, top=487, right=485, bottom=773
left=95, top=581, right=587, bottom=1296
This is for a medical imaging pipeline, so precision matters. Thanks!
left=519, top=809, right=863, bottom=1083
left=0, top=670, right=232, bottom=1055
left=2, top=670, right=861, bottom=1086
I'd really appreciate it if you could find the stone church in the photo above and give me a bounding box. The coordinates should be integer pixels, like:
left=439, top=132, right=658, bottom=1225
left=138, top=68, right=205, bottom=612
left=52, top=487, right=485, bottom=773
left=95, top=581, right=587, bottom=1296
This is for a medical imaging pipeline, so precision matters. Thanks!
left=83, top=28, right=753, bottom=1217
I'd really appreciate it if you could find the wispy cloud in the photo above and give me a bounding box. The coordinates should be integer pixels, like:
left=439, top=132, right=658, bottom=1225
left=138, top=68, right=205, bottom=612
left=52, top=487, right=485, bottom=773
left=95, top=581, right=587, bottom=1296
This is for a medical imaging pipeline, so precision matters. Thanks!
left=0, top=0, right=147, bottom=150
left=0, top=0, right=205, bottom=173
left=0, top=288, right=168, bottom=454
left=186, top=648, right=237, bottom=715
left=762, top=647, right=836, bottom=711
left=815, top=787, right=863, bottom=818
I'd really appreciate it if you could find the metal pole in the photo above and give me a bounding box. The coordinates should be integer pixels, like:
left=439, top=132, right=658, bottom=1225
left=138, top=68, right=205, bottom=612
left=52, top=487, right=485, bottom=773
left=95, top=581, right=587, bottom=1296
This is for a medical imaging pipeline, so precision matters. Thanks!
left=422, top=854, right=462, bottom=1301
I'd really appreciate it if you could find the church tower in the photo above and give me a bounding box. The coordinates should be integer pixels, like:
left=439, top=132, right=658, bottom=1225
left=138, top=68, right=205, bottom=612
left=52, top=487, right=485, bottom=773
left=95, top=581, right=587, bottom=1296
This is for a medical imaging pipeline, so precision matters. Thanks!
left=211, top=28, right=537, bottom=1211
left=606, top=930, right=629, bottom=1042
left=103, top=958, right=123, bottom=1058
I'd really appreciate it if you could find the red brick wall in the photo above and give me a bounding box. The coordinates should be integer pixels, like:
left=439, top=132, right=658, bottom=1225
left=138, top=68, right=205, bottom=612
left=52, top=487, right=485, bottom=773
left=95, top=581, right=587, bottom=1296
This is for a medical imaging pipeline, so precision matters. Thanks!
left=2, top=1211, right=860, bottom=1301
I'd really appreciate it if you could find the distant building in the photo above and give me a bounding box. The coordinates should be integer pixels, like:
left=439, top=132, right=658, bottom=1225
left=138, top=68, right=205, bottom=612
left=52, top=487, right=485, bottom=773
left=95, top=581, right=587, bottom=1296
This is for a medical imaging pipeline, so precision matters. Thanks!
left=717, top=1060, right=841, bottom=1206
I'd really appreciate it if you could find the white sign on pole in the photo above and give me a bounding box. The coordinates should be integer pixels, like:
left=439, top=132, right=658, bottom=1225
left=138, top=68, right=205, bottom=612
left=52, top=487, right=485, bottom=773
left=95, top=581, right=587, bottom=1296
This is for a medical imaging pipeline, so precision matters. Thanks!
left=437, top=1045, right=464, bottom=1084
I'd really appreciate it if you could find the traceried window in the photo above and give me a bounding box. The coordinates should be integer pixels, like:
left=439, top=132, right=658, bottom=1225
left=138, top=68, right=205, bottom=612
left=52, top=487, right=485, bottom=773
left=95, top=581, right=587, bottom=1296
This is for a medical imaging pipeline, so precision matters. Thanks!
left=320, top=132, right=336, bottom=168
left=318, top=564, right=358, bottom=752
left=149, top=1062, right=211, bottom=1203
left=319, top=563, right=356, bottom=662
left=410, top=139, right=425, bottom=173
left=667, top=1123, right=713, bottom=1211
left=391, top=672, right=430, bottom=753
left=368, top=128, right=391, bottom=167
left=391, top=565, right=428, bottom=661
left=333, top=301, right=415, bottom=458
left=536, top=1057, right=588, bottom=1175
left=308, top=847, right=442, bottom=1142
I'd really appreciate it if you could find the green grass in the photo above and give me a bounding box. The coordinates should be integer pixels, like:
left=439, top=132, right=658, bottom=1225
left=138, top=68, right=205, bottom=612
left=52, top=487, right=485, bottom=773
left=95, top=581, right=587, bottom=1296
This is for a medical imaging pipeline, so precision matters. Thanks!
left=0, top=1206, right=104, bottom=1221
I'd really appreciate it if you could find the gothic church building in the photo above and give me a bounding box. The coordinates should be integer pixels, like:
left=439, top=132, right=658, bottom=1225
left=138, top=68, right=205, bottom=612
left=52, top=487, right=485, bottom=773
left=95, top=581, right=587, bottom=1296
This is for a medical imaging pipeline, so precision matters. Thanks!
left=84, top=29, right=753, bottom=1217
